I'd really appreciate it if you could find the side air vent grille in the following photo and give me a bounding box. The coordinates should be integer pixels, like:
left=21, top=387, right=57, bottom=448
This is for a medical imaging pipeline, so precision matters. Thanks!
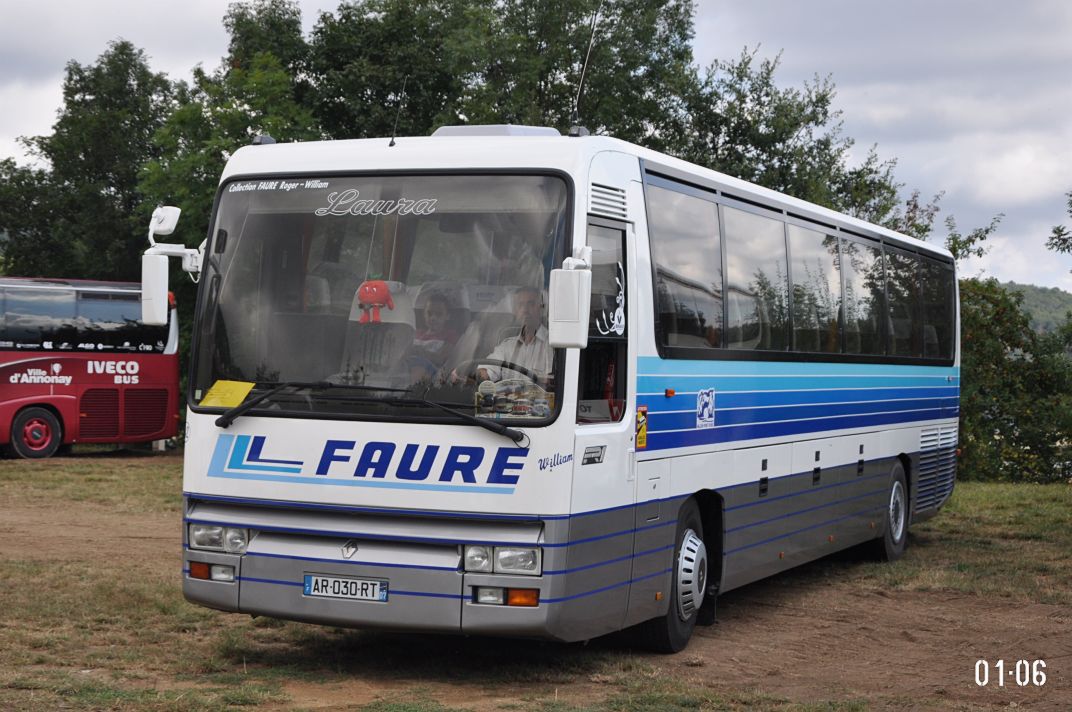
left=917, top=425, right=958, bottom=511
left=124, top=389, right=169, bottom=437
left=80, top=388, right=119, bottom=439
left=590, top=183, right=628, bottom=220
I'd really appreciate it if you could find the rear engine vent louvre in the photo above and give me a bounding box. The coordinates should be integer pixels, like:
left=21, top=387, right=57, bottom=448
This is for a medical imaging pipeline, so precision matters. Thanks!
left=917, top=425, right=958, bottom=511
left=80, top=389, right=119, bottom=438
left=124, top=389, right=169, bottom=437
left=589, top=183, right=628, bottom=220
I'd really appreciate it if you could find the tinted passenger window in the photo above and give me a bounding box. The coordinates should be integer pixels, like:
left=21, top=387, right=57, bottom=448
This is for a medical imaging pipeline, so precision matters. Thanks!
left=646, top=184, right=723, bottom=349
left=840, top=239, right=884, bottom=355
left=723, top=205, right=790, bottom=350
left=77, top=292, right=169, bottom=352
left=921, top=259, right=955, bottom=359
left=1, top=288, right=77, bottom=348
left=886, top=248, right=921, bottom=357
left=788, top=225, right=841, bottom=353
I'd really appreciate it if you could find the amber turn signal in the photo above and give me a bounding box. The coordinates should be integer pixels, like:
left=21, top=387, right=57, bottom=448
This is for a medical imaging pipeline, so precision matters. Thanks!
left=506, top=588, right=539, bottom=607
left=189, top=561, right=211, bottom=580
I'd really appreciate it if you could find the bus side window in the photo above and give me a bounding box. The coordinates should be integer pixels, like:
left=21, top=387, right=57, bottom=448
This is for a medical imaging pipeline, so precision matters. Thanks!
left=578, top=224, right=627, bottom=424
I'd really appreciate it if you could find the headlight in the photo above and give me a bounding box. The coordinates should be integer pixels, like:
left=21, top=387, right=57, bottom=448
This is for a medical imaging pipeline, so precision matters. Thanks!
left=223, top=527, right=249, bottom=554
left=494, top=547, right=541, bottom=575
left=189, top=524, right=250, bottom=554
left=464, top=545, right=493, bottom=572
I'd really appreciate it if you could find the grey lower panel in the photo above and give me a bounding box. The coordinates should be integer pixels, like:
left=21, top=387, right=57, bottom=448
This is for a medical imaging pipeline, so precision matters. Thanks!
left=181, top=497, right=626, bottom=642
left=718, top=457, right=897, bottom=593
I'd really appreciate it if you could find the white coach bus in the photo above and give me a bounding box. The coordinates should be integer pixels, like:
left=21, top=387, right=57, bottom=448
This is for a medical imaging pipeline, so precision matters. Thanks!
left=143, top=125, right=958, bottom=652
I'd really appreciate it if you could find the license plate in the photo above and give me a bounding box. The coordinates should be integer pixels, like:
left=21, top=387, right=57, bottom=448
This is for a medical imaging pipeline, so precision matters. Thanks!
left=303, top=574, right=388, bottom=602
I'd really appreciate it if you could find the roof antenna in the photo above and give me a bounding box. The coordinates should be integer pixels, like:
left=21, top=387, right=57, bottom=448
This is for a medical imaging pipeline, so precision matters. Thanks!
left=388, top=75, right=409, bottom=147
left=569, top=0, right=604, bottom=137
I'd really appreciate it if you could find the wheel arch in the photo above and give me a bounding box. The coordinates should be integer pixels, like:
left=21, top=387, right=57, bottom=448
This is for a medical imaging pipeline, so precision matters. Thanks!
left=693, top=488, right=724, bottom=593
left=897, top=451, right=913, bottom=523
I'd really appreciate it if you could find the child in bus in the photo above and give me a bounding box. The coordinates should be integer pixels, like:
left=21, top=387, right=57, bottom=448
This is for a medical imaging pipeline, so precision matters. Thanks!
left=408, top=291, right=461, bottom=383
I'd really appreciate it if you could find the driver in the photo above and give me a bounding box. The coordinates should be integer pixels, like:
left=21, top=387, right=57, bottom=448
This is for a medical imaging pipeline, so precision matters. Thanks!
left=473, top=286, right=551, bottom=383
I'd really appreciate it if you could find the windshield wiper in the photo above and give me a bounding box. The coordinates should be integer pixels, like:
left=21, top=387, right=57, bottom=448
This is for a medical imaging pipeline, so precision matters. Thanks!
left=214, top=381, right=528, bottom=447
left=215, top=381, right=330, bottom=428
left=416, top=397, right=528, bottom=447
left=324, top=384, right=528, bottom=447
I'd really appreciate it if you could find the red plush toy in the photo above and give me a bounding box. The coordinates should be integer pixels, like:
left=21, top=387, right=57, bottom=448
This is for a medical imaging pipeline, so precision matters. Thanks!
left=356, top=280, right=395, bottom=324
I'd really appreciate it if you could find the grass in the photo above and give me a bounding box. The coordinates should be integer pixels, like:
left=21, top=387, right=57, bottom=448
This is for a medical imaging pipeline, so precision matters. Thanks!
left=1, top=454, right=1069, bottom=710
left=851, top=481, right=1072, bottom=606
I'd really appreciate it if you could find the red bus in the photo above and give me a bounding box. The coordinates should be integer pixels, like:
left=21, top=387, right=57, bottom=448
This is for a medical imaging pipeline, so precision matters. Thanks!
left=1, top=278, right=180, bottom=458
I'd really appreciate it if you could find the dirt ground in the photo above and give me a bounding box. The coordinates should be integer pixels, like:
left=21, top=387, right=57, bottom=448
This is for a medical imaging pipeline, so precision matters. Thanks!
left=2, top=495, right=1069, bottom=711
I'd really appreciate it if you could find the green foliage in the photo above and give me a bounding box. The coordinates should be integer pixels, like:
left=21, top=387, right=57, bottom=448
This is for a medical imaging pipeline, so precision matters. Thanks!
left=463, top=0, right=697, bottom=150
left=958, top=278, right=1072, bottom=482
left=1001, top=281, right=1072, bottom=334
left=678, top=49, right=900, bottom=222
left=0, top=40, right=173, bottom=280
left=308, top=0, right=486, bottom=139
left=1044, top=189, right=1072, bottom=255
left=0, top=159, right=69, bottom=276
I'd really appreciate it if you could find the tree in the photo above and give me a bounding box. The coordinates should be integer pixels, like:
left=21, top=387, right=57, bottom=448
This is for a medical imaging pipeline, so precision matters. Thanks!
left=462, top=0, right=697, bottom=151
left=0, top=159, right=70, bottom=276
left=1045, top=190, right=1072, bottom=256
left=678, top=49, right=900, bottom=222
left=1, top=41, right=173, bottom=280
left=308, top=0, right=491, bottom=139
left=958, top=278, right=1072, bottom=482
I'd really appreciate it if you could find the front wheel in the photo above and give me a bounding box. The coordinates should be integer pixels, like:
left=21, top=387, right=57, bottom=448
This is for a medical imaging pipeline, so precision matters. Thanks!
left=873, top=461, right=909, bottom=561
left=637, top=499, right=707, bottom=653
left=10, top=407, right=63, bottom=459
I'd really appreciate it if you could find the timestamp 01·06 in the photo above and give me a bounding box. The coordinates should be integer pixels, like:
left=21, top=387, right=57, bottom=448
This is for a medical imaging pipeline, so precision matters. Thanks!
left=975, top=660, right=1046, bottom=687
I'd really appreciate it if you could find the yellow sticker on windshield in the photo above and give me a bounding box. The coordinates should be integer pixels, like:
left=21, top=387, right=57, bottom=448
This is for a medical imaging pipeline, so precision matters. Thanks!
left=200, top=380, right=255, bottom=408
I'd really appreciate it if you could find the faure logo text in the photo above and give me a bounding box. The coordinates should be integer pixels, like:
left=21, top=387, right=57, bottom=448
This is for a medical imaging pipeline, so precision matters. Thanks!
left=209, top=434, right=531, bottom=493
left=87, top=360, right=140, bottom=384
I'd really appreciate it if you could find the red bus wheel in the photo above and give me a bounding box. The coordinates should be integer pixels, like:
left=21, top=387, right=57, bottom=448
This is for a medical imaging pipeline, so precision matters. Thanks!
left=11, top=407, right=63, bottom=459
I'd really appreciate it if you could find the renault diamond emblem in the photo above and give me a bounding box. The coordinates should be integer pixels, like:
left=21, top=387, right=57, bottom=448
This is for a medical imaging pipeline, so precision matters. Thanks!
left=341, top=540, right=358, bottom=559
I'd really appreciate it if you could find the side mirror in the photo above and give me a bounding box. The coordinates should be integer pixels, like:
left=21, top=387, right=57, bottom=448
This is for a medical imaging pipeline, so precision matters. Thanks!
left=142, top=253, right=170, bottom=325
left=548, top=267, right=592, bottom=348
left=149, top=205, right=181, bottom=242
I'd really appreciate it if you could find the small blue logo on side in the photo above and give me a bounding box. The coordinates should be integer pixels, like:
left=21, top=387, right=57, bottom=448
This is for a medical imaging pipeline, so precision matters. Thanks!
left=696, top=388, right=715, bottom=429
left=209, top=434, right=304, bottom=476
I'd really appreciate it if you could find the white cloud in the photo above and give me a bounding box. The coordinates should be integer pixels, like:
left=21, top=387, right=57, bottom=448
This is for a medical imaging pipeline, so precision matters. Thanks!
left=0, top=81, right=63, bottom=164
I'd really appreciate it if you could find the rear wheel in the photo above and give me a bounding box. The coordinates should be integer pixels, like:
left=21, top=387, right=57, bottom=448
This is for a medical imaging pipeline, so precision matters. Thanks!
left=10, top=407, right=63, bottom=459
left=637, top=499, right=707, bottom=653
left=873, top=461, right=909, bottom=561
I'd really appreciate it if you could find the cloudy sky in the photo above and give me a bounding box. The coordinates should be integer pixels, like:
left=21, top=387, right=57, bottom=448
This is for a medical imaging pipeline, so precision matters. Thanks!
left=2, top=1, right=1070, bottom=288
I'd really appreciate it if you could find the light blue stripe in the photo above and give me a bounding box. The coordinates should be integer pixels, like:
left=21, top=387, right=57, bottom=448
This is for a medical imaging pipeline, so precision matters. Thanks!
left=206, top=469, right=516, bottom=495
left=638, top=356, right=960, bottom=378
left=639, top=375, right=957, bottom=392
left=226, top=434, right=303, bottom=474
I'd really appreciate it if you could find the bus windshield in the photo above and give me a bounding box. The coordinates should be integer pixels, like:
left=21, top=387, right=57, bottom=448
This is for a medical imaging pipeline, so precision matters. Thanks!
left=191, top=174, right=569, bottom=423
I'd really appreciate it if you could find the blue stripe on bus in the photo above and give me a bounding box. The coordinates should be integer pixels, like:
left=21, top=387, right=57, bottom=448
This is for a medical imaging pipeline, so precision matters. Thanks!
left=242, top=550, right=458, bottom=572
left=639, top=375, right=958, bottom=392
left=185, top=492, right=551, bottom=521
left=725, top=505, right=886, bottom=555
left=638, top=357, right=960, bottom=378
left=642, top=387, right=959, bottom=412
left=236, top=576, right=465, bottom=599
left=227, top=571, right=671, bottom=605
left=542, top=568, right=672, bottom=604
left=543, top=544, right=674, bottom=575
left=239, top=575, right=303, bottom=587
left=183, top=517, right=532, bottom=548
left=724, top=487, right=887, bottom=534
left=644, top=409, right=950, bottom=451
left=184, top=491, right=699, bottom=523
left=644, top=398, right=958, bottom=431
